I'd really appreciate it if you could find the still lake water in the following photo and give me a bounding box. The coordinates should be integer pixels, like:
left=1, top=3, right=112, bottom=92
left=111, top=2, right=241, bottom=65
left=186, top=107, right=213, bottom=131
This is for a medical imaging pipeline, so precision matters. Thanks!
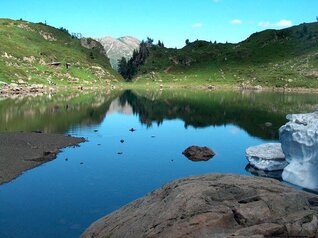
left=0, top=89, right=318, bottom=238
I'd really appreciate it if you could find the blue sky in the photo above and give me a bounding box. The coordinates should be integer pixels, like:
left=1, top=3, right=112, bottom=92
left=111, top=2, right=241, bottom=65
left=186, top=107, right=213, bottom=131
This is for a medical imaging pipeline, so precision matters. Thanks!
left=1, top=0, right=317, bottom=48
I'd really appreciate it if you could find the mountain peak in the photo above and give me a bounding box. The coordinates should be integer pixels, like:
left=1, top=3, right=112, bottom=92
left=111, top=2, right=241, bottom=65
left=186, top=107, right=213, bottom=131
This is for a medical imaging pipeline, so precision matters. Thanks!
left=97, top=36, right=140, bottom=70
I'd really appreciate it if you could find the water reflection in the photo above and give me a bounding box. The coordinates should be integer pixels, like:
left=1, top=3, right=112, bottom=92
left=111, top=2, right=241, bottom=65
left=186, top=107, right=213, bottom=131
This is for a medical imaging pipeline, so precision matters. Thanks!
left=117, top=90, right=318, bottom=140
left=1, top=89, right=318, bottom=138
left=245, top=165, right=283, bottom=180
left=1, top=89, right=318, bottom=238
left=0, top=90, right=120, bottom=133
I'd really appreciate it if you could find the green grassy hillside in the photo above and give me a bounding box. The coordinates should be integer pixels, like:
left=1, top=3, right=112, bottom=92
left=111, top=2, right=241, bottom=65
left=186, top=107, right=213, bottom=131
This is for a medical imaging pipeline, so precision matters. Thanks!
left=134, top=22, right=318, bottom=88
left=0, top=18, right=121, bottom=86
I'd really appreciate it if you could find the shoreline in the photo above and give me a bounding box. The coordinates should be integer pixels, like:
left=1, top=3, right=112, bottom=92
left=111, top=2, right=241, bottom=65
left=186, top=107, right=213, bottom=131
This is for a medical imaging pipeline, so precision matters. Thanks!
left=1, top=82, right=318, bottom=98
left=0, top=132, right=85, bottom=185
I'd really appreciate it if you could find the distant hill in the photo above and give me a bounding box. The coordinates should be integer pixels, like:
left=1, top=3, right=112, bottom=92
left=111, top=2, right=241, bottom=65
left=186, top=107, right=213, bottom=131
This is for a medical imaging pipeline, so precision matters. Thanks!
left=97, top=36, right=140, bottom=70
left=133, top=22, right=318, bottom=88
left=0, top=18, right=121, bottom=86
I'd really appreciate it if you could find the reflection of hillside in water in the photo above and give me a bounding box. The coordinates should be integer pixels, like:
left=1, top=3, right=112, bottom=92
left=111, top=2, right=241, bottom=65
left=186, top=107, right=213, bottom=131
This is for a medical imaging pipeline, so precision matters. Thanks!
left=1, top=89, right=318, bottom=140
left=0, top=91, right=120, bottom=133
left=107, top=98, right=133, bottom=116
left=118, top=90, right=318, bottom=140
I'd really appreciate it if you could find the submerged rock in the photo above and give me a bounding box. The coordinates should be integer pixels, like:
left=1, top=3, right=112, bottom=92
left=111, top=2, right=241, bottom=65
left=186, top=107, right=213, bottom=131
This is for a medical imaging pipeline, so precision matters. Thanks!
left=245, top=164, right=283, bottom=180
left=246, top=143, right=288, bottom=171
left=182, top=146, right=215, bottom=161
left=81, top=174, right=318, bottom=238
left=280, top=111, right=318, bottom=190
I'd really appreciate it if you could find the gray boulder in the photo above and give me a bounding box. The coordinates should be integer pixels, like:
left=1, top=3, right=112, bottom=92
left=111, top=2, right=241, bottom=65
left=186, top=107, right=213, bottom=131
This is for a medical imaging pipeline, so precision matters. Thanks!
left=81, top=174, right=318, bottom=238
left=246, top=143, right=288, bottom=171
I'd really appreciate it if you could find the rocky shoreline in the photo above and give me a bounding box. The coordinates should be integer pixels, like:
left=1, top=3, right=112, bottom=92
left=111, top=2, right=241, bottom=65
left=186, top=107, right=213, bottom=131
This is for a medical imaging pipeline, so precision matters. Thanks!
left=0, top=83, right=56, bottom=97
left=0, top=132, right=85, bottom=185
left=82, top=174, right=318, bottom=238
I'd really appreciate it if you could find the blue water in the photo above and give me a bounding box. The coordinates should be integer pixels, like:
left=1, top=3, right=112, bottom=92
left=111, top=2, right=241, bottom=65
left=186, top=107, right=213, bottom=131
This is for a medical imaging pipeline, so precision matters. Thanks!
left=0, top=115, right=268, bottom=238
left=1, top=90, right=317, bottom=238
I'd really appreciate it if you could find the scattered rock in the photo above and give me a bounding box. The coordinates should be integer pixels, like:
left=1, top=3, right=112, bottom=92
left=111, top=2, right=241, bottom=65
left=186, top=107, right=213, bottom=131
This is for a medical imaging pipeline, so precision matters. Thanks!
left=246, top=143, right=288, bottom=171
left=81, top=174, right=318, bottom=238
left=280, top=111, right=318, bottom=190
left=120, top=140, right=125, bottom=143
left=117, top=152, right=123, bottom=155
left=182, top=146, right=215, bottom=162
left=129, top=128, right=136, bottom=132
left=0, top=83, right=54, bottom=96
left=264, top=122, right=273, bottom=127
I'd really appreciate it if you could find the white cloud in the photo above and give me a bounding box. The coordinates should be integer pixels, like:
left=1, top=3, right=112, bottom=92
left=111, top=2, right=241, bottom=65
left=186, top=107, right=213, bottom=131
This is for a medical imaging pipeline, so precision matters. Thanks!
left=192, top=23, right=204, bottom=28
left=258, top=21, right=271, bottom=27
left=258, top=19, right=293, bottom=28
left=276, top=19, right=293, bottom=27
left=231, top=19, right=242, bottom=25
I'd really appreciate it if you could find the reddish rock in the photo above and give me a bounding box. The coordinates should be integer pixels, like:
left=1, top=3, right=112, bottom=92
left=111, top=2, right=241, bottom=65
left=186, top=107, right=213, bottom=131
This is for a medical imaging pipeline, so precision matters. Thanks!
left=182, top=146, right=215, bottom=161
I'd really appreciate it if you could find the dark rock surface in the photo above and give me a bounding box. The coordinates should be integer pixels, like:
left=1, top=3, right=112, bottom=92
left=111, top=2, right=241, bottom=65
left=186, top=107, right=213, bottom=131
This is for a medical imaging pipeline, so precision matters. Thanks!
left=182, top=146, right=215, bottom=161
left=82, top=174, right=318, bottom=238
left=0, top=132, right=85, bottom=184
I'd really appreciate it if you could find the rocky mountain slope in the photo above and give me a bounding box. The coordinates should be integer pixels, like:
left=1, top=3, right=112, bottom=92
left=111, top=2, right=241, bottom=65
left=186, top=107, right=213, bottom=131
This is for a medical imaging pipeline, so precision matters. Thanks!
left=97, top=36, right=140, bottom=70
left=132, top=22, right=318, bottom=88
left=0, top=18, right=121, bottom=87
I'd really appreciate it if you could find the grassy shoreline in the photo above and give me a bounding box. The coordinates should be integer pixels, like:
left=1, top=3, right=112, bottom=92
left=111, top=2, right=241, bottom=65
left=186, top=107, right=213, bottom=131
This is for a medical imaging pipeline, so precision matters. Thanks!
left=2, top=80, right=318, bottom=97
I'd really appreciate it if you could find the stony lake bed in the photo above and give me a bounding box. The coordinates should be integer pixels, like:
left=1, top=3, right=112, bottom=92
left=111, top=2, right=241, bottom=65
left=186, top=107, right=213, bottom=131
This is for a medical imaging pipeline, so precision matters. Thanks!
left=1, top=89, right=318, bottom=238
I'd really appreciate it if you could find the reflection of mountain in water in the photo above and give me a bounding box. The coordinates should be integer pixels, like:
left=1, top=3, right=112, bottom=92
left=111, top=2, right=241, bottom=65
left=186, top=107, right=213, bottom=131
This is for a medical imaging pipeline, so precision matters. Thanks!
left=107, top=98, right=133, bottom=116
left=0, top=91, right=120, bottom=133
left=118, top=90, right=318, bottom=140
left=1, top=89, right=318, bottom=140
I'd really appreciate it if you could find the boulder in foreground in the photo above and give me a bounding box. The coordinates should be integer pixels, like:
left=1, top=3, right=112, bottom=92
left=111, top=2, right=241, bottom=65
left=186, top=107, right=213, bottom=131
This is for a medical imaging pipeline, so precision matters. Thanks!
left=246, top=143, right=288, bottom=171
left=182, top=146, right=215, bottom=161
left=82, top=174, right=318, bottom=238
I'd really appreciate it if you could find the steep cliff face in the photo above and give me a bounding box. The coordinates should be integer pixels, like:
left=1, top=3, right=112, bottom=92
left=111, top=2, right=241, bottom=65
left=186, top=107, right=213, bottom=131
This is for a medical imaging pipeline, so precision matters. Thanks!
left=97, top=36, right=140, bottom=70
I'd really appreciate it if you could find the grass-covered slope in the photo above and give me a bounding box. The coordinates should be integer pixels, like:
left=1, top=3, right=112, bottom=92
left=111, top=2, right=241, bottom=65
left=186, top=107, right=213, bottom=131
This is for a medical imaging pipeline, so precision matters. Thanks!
left=135, top=22, right=318, bottom=88
left=0, top=18, right=121, bottom=86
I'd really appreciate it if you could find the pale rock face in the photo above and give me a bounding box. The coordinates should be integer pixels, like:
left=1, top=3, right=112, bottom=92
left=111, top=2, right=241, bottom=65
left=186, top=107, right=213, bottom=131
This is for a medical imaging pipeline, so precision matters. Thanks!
left=280, top=111, right=318, bottom=190
left=246, top=143, right=288, bottom=171
left=96, top=36, right=140, bottom=70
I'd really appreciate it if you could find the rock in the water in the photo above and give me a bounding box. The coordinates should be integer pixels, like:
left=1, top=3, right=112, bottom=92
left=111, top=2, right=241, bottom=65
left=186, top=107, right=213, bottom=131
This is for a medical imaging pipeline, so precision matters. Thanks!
left=81, top=174, right=318, bottom=238
left=246, top=143, right=288, bottom=171
left=280, top=111, right=318, bottom=190
left=182, top=146, right=215, bottom=161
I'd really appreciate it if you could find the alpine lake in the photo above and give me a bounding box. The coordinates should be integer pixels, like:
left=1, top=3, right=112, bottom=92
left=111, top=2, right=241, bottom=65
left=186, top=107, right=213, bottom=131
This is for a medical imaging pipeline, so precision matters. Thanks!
left=1, top=88, right=318, bottom=238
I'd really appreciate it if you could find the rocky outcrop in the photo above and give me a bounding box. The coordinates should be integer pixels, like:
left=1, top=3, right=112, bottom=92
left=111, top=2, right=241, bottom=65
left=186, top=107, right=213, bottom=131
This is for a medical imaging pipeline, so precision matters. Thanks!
left=81, top=174, right=318, bottom=238
left=246, top=143, right=287, bottom=171
left=182, top=146, right=215, bottom=161
left=280, top=111, right=318, bottom=190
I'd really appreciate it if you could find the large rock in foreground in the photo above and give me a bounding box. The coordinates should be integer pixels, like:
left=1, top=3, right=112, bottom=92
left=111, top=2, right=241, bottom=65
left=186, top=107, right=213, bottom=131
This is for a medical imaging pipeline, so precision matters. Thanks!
left=82, top=174, right=318, bottom=238
left=246, top=143, right=288, bottom=171
left=280, top=111, right=318, bottom=190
